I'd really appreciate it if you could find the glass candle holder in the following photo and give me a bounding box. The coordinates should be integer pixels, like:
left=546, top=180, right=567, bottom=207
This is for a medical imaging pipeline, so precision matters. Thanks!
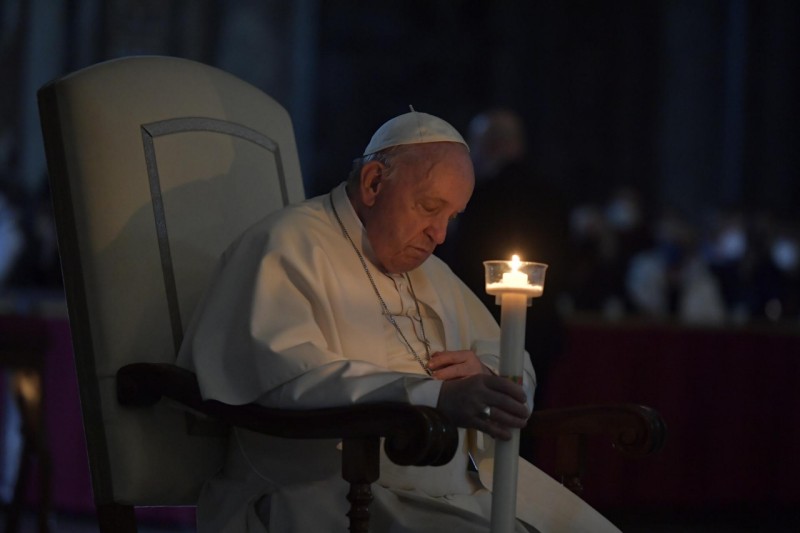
left=483, top=255, right=548, bottom=299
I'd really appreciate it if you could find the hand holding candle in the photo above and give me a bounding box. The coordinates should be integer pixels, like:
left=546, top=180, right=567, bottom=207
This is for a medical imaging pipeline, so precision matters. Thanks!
left=483, top=255, right=547, bottom=533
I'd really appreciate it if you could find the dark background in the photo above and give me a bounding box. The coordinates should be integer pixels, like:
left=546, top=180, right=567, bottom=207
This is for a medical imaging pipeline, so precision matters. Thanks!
left=1, top=1, right=799, bottom=530
left=2, top=0, right=798, bottom=218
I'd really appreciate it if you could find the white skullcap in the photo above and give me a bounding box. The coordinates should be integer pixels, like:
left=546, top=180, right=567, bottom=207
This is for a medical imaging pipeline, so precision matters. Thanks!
left=363, top=106, right=468, bottom=156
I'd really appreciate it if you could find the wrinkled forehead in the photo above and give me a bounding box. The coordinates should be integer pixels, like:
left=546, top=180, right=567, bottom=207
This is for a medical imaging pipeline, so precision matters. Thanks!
left=392, top=143, right=474, bottom=205
left=390, top=142, right=473, bottom=180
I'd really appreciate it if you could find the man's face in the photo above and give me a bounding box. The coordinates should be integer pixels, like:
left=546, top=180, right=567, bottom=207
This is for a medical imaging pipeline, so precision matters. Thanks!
left=364, top=143, right=474, bottom=273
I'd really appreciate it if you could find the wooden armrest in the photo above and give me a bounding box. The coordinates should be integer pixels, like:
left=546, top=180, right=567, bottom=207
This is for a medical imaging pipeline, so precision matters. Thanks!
left=526, top=403, right=666, bottom=455
left=525, top=404, right=666, bottom=494
left=116, top=362, right=458, bottom=467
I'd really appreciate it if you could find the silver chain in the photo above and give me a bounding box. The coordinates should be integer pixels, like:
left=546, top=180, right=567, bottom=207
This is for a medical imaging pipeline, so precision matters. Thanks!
left=330, top=193, right=433, bottom=376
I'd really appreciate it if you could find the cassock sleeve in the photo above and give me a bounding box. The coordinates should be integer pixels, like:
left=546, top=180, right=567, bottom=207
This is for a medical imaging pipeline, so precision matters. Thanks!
left=178, top=214, right=440, bottom=408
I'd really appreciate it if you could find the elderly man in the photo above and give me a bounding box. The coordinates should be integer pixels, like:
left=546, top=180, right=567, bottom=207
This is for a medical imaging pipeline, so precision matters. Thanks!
left=178, top=110, right=617, bottom=532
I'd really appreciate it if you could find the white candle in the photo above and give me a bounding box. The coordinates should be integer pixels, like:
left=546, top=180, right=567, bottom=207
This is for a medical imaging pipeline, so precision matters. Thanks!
left=482, top=254, right=547, bottom=533
left=490, top=290, right=527, bottom=533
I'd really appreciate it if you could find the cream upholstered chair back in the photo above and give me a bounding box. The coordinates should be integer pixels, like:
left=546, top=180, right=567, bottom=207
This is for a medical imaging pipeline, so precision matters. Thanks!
left=38, top=56, right=305, bottom=508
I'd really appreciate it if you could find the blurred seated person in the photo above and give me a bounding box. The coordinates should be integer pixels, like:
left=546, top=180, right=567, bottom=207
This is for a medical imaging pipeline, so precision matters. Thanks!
left=4, top=180, right=62, bottom=290
left=564, top=187, right=655, bottom=321
left=736, top=212, right=799, bottom=322
left=178, top=110, right=618, bottom=532
left=766, top=220, right=800, bottom=319
left=0, top=185, right=23, bottom=288
left=705, top=207, right=748, bottom=317
left=447, top=109, right=569, bottom=407
left=604, top=187, right=651, bottom=288
left=626, top=208, right=725, bottom=324
left=564, top=204, right=628, bottom=317
left=0, top=184, right=24, bottom=502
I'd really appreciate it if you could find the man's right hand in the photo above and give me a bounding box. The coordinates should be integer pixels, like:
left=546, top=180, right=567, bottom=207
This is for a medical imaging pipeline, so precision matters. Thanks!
left=436, top=374, right=529, bottom=440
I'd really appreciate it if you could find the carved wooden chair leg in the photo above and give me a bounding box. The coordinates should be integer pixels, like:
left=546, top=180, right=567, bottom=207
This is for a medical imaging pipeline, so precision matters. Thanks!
left=342, top=437, right=381, bottom=533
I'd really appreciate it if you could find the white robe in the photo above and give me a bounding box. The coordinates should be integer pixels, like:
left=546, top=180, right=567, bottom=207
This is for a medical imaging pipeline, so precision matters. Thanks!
left=177, top=183, right=619, bottom=532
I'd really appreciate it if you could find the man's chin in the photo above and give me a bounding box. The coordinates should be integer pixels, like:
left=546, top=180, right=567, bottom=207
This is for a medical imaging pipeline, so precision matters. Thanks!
left=387, top=252, right=431, bottom=274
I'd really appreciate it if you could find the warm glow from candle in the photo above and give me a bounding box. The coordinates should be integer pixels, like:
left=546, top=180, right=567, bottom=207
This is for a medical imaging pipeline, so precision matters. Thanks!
left=486, top=255, right=544, bottom=297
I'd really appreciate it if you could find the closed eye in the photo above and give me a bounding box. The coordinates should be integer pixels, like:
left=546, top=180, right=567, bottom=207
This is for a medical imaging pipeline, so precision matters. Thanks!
left=418, top=201, right=442, bottom=215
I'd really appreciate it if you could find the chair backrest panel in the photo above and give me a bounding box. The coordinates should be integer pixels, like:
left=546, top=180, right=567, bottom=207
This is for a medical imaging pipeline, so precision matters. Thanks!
left=39, top=55, right=305, bottom=506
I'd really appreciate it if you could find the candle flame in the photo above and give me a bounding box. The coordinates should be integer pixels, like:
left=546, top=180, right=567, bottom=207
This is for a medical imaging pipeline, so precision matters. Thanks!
left=510, top=254, right=521, bottom=271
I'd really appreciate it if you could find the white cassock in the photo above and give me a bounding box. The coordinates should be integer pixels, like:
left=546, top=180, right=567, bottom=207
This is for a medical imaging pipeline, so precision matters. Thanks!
left=177, top=182, right=620, bottom=533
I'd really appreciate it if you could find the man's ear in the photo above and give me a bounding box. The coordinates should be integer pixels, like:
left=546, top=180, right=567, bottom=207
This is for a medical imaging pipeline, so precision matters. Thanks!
left=360, top=161, right=384, bottom=207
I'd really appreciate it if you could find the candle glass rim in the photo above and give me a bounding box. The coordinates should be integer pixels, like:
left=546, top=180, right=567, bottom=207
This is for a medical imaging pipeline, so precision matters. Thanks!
left=482, top=260, right=549, bottom=269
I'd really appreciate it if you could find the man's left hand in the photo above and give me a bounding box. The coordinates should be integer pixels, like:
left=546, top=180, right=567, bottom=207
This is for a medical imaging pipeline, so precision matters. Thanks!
left=427, top=350, right=491, bottom=380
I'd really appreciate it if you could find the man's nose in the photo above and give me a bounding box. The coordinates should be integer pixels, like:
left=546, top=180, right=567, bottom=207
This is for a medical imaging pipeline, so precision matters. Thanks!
left=426, top=217, right=448, bottom=245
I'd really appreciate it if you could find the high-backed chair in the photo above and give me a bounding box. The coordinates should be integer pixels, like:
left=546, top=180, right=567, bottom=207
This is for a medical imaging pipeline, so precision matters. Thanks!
left=38, top=55, right=459, bottom=533
left=38, top=55, right=664, bottom=532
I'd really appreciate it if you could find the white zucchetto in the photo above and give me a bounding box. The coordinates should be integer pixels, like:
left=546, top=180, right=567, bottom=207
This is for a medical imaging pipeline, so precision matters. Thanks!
left=363, top=106, right=468, bottom=156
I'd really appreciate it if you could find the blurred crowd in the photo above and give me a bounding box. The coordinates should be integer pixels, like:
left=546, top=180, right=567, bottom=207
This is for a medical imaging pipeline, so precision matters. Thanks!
left=0, top=180, right=61, bottom=295
left=446, top=108, right=800, bottom=329
left=563, top=188, right=800, bottom=325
